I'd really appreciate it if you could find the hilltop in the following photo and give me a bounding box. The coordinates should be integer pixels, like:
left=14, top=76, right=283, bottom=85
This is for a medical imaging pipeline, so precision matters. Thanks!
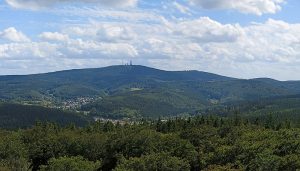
left=1, top=65, right=300, bottom=118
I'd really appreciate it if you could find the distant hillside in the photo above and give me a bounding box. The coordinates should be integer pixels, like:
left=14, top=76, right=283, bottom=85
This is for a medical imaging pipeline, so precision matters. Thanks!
left=199, top=94, right=300, bottom=127
left=0, top=65, right=300, bottom=118
left=0, top=103, right=90, bottom=129
left=0, top=65, right=233, bottom=100
left=254, top=78, right=300, bottom=93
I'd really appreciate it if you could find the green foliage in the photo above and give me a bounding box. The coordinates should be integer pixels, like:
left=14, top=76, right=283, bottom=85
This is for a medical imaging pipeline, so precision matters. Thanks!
left=0, top=132, right=29, bottom=171
left=0, top=116, right=300, bottom=170
left=114, top=153, right=190, bottom=171
left=40, top=156, right=101, bottom=171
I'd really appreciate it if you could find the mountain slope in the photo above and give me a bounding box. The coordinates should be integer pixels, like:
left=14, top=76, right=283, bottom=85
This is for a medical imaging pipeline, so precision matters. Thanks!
left=0, top=65, right=233, bottom=100
left=0, top=103, right=90, bottom=129
left=254, top=78, right=300, bottom=93
left=1, top=65, right=300, bottom=118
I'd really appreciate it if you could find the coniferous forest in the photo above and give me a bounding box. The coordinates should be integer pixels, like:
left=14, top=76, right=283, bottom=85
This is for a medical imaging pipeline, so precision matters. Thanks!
left=1, top=116, right=300, bottom=171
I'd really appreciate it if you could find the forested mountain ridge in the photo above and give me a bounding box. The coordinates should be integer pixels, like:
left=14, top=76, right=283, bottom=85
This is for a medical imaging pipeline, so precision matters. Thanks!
left=0, top=65, right=233, bottom=100
left=1, top=65, right=300, bottom=118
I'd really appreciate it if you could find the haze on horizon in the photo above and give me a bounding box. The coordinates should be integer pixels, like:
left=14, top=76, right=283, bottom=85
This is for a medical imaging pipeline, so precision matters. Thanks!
left=1, top=0, right=300, bottom=80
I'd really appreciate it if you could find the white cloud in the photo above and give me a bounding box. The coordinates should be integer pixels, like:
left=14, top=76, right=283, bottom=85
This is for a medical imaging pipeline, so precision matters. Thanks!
left=96, top=25, right=137, bottom=42
left=61, top=39, right=138, bottom=59
left=1, top=4, right=300, bottom=80
left=0, top=27, right=30, bottom=42
left=39, top=32, right=69, bottom=42
left=174, top=17, right=243, bottom=43
left=0, top=40, right=138, bottom=61
left=0, top=42, right=60, bottom=60
left=5, top=0, right=138, bottom=10
left=188, top=0, right=285, bottom=15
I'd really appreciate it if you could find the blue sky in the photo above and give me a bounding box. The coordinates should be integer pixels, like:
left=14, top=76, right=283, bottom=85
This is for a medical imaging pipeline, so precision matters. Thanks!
left=0, top=0, right=300, bottom=80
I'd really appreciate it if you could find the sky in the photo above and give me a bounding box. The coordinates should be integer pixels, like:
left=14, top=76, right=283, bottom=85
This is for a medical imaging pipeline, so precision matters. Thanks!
left=0, top=0, right=300, bottom=80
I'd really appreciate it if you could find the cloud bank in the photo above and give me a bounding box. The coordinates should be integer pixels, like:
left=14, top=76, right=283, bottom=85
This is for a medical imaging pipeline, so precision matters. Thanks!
left=189, top=0, right=285, bottom=15
left=1, top=13, right=300, bottom=80
left=5, top=0, right=138, bottom=10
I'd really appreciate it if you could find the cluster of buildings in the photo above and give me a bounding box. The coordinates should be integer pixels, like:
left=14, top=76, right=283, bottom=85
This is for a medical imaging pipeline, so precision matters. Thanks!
left=61, top=97, right=100, bottom=110
left=93, top=117, right=132, bottom=125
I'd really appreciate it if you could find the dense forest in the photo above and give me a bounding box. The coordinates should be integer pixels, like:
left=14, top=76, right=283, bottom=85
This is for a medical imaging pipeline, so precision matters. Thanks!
left=199, top=94, right=300, bottom=127
left=1, top=116, right=300, bottom=171
left=0, top=103, right=90, bottom=129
